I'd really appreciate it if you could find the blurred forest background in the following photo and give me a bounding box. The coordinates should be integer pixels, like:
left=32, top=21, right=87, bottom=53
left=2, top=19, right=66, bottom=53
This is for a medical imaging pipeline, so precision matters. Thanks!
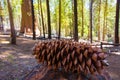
left=0, top=0, right=119, bottom=43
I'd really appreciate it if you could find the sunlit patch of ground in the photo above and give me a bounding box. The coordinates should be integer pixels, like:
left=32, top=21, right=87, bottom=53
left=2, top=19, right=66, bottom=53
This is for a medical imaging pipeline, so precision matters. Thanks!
left=0, top=40, right=10, bottom=44
left=112, top=52, right=120, bottom=55
left=0, top=34, right=37, bottom=79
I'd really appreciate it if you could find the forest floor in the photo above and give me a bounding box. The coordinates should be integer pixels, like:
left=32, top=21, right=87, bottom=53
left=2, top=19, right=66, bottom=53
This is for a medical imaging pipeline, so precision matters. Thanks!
left=0, top=34, right=120, bottom=80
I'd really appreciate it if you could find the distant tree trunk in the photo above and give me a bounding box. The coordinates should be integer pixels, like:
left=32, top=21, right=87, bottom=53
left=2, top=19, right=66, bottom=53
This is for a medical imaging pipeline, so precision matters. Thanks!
left=20, top=0, right=32, bottom=34
left=38, top=0, right=42, bottom=36
left=7, top=0, right=16, bottom=44
left=46, top=0, right=51, bottom=39
left=73, top=0, right=78, bottom=41
left=0, top=16, right=3, bottom=31
left=31, top=0, right=36, bottom=40
left=58, top=0, right=61, bottom=39
left=98, top=0, right=101, bottom=41
left=90, top=0, right=93, bottom=43
left=0, top=3, right=3, bottom=31
left=81, top=0, right=84, bottom=37
left=103, top=0, right=108, bottom=41
left=114, top=0, right=120, bottom=44
left=40, top=0, right=45, bottom=38
left=70, top=0, right=74, bottom=38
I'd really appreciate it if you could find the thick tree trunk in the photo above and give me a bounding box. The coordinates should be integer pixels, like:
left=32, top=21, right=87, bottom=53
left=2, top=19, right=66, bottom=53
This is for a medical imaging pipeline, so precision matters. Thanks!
left=58, top=0, right=61, bottom=39
left=90, top=0, right=93, bottom=43
left=7, top=0, right=16, bottom=44
left=98, top=0, right=101, bottom=41
left=73, top=0, right=78, bottom=41
left=20, top=0, right=32, bottom=34
left=31, top=0, right=36, bottom=40
left=46, top=0, right=51, bottom=39
left=114, top=0, right=120, bottom=44
left=81, top=0, right=84, bottom=37
left=40, top=0, right=45, bottom=38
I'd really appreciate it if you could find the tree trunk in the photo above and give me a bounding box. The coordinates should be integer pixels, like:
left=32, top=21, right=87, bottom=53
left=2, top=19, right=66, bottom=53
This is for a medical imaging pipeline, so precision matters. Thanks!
left=71, top=0, right=74, bottom=38
left=0, top=2, right=3, bottom=31
left=46, top=0, right=51, bottom=39
left=98, top=0, right=101, bottom=41
left=73, top=0, right=78, bottom=41
left=58, top=0, right=61, bottom=39
left=90, top=0, right=93, bottom=43
left=7, top=0, right=16, bottom=44
left=103, top=0, right=108, bottom=41
left=0, top=16, right=3, bottom=31
left=31, top=0, right=36, bottom=40
left=38, top=0, right=42, bottom=36
left=114, top=0, right=120, bottom=44
left=20, top=0, right=32, bottom=34
left=81, top=0, right=84, bottom=37
left=40, top=0, right=45, bottom=38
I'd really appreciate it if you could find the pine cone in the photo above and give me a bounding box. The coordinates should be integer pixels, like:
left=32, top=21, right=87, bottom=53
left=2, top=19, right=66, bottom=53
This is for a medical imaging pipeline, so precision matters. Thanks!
left=32, top=40, right=108, bottom=75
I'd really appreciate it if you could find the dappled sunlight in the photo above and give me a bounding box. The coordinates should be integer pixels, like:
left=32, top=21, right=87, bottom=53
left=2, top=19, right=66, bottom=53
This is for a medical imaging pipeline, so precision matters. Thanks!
left=109, top=71, right=119, bottom=79
left=0, top=40, right=10, bottom=44
left=0, top=51, right=14, bottom=58
left=0, top=35, right=10, bottom=44
left=19, top=54, right=33, bottom=59
left=111, top=52, right=120, bottom=55
left=0, top=51, right=16, bottom=63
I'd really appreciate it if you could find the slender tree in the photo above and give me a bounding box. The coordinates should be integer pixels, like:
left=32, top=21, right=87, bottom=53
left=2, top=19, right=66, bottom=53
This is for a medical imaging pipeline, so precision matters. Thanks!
left=7, top=0, right=16, bottom=44
left=46, top=0, right=51, bottom=39
left=90, top=0, right=93, bottom=43
left=0, top=3, right=3, bottom=31
left=0, top=16, right=3, bottom=31
left=98, top=0, right=101, bottom=41
left=81, top=0, right=84, bottom=37
left=40, top=0, right=45, bottom=38
left=73, top=0, right=78, bottom=41
left=38, top=0, right=42, bottom=36
left=31, top=0, right=36, bottom=40
left=103, top=0, right=108, bottom=41
left=114, top=0, right=120, bottom=44
left=58, top=0, right=61, bottom=39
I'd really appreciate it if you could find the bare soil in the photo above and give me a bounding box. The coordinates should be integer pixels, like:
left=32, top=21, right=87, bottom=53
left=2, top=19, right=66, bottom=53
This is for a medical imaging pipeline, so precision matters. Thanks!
left=0, top=34, right=120, bottom=80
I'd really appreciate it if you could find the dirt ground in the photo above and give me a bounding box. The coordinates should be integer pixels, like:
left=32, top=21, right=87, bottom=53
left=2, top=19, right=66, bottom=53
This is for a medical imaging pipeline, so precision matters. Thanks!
left=0, top=34, right=120, bottom=80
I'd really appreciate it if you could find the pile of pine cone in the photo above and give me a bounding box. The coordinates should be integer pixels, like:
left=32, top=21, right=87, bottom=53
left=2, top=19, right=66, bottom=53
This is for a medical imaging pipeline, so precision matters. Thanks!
left=32, top=40, right=109, bottom=75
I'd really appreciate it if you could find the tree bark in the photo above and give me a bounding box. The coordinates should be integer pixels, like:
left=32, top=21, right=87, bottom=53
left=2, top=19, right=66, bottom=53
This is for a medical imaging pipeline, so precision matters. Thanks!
left=20, top=0, right=32, bottom=34
left=38, top=0, right=42, bottom=36
left=114, top=0, right=120, bottom=44
left=98, top=0, right=101, bottom=41
left=40, top=0, right=45, bottom=38
left=90, top=0, right=93, bottom=43
left=73, top=0, right=78, bottom=41
left=0, top=16, right=3, bottom=31
left=81, top=0, right=84, bottom=37
left=7, top=0, right=16, bottom=44
left=31, top=0, right=36, bottom=40
left=103, top=0, right=108, bottom=41
left=58, top=0, right=61, bottom=39
left=46, top=0, right=51, bottom=39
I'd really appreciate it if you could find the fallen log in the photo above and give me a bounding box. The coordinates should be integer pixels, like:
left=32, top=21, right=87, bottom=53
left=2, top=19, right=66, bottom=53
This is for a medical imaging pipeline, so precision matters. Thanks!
left=23, top=64, right=112, bottom=80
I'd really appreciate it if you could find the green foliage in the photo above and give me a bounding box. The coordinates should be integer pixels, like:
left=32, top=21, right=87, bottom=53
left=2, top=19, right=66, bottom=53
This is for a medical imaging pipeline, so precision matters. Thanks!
left=1, top=0, right=118, bottom=41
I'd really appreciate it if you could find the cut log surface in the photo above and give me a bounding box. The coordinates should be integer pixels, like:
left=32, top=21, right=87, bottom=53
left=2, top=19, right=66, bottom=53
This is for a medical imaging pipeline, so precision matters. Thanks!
left=23, top=64, right=112, bottom=80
